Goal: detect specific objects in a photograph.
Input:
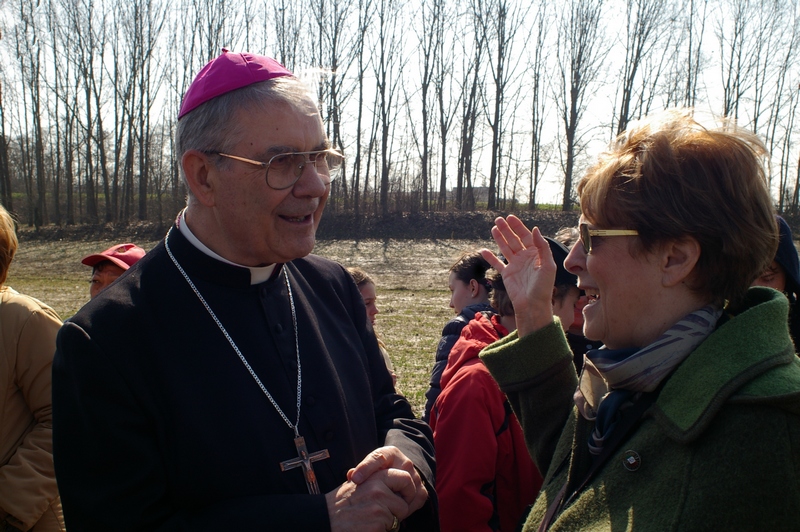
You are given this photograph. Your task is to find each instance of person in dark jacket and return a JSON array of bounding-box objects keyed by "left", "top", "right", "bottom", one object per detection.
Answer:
[
  {"left": 752, "top": 215, "right": 800, "bottom": 347},
  {"left": 52, "top": 50, "right": 435, "bottom": 532},
  {"left": 422, "top": 251, "right": 492, "bottom": 422}
]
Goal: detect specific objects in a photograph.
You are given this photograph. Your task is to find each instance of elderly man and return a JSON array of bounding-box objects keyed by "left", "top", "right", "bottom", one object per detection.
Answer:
[
  {"left": 81, "top": 242, "right": 146, "bottom": 299},
  {"left": 52, "top": 50, "right": 436, "bottom": 531}
]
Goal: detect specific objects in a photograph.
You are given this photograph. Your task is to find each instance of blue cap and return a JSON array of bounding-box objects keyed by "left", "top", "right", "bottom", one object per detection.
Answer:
[
  {"left": 545, "top": 236, "right": 578, "bottom": 287},
  {"left": 775, "top": 216, "right": 800, "bottom": 297}
]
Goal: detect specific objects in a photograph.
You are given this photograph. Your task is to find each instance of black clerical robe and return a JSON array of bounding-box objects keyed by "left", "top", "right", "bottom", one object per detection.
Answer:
[{"left": 52, "top": 226, "right": 436, "bottom": 530}]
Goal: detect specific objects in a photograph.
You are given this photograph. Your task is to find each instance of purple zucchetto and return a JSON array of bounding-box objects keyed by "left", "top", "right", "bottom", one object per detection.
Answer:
[{"left": 178, "top": 49, "right": 293, "bottom": 119}]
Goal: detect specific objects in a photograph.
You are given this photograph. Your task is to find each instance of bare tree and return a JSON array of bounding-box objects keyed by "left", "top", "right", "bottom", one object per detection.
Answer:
[
  {"left": 455, "top": 7, "right": 486, "bottom": 211},
  {"left": 717, "top": 0, "right": 757, "bottom": 119},
  {"left": 50, "top": 6, "right": 82, "bottom": 224},
  {"left": 555, "top": 0, "right": 607, "bottom": 211},
  {"left": 82, "top": 2, "right": 114, "bottom": 222},
  {"left": 765, "top": 7, "right": 799, "bottom": 196},
  {"left": 373, "top": 0, "right": 404, "bottom": 216},
  {"left": 683, "top": 0, "right": 708, "bottom": 108},
  {"left": 45, "top": 0, "right": 63, "bottom": 225},
  {"left": 0, "top": 79, "right": 12, "bottom": 210},
  {"left": 662, "top": 0, "right": 708, "bottom": 109},
  {"left": 632, "top": 5, "right": 679, "bottom": 119},
  {"left": 746, "top": 0, "right": 786, "bottom": 133},
  {"left": 273, "top": 0, "right": 304, "bottom": 71},
  {"left": 433, "top": 0, "right": 459, "bottom": 211},
  {"left": 60, "top": 0, "right": 106, "bottom": 223},
  {"left": 350, "top": 0, "right": 374, "bottom": 218},
  {"left": 472, "top": 0, "right": 530, "bottom": 210},
  {"left": 81, "top": 0, "right": 166, "bottom": 223},
  {"left": 14, "top": 0, "right": 49, "bottom": 226},
  {"left": 413, "top": 0, "right": 441, "bottom": 212},
  {"left": 784, "top": 84, "right": 800, "bottom": 211},
  {"left": 527, "top": 1, "right": 550, "bottom": 210},
  {"left": 127, "top": 0, "right": 168, "bottom": 220},
  {"left": 614, "top": 0, "right": 668, "bottom": 136},
  {"left": 310, "top": 0, "right": 357, "bottom": 213}
]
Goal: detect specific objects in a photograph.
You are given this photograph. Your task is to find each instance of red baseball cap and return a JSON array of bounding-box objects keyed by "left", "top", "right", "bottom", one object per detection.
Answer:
[
  {"left": 81, "top": 243, "right": 146, "bottom": 271},
  {"left": 178, "top": 49, "right": 293, "bottom": 119}
]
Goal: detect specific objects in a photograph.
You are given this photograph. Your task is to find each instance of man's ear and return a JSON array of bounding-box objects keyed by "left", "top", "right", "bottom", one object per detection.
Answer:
[
  {"left": 661, "top": 236, "right": 702, "bottom": 288},
  {"left": 182, "top": 150, "right": 216, "bottom": 207}
]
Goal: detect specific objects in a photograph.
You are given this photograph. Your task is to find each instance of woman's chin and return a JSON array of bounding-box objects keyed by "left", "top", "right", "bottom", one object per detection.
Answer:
[{"left": 581, "top": 317, "right": 607, "bottom": 345}]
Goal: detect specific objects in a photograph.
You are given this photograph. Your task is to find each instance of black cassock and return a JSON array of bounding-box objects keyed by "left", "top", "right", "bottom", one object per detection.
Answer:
[{"left": 53, "top": 225, "right": 437, "bottom": 530}]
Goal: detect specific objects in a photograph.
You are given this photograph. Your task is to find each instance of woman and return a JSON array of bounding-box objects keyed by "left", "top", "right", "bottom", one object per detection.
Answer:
[
  {"left": 0, "top": 205, "right": 65, "bottom": 530},
  {"left": 431, "top": 238, "right": 579, "bottom": 532},
  {"left": 479, "top": 111, "right": 800, "bottom": 530},
  {"left": 347, "top": 266, "right": 397, "bottom": 386},
  {"left": 422, "top": 250, "right": 493, "bottom": 422}
]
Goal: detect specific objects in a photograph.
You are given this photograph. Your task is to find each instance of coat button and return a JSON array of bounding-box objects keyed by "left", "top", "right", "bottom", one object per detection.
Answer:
[
  {"left": 274, "top": 323, "right": 283, "bottom": 334},
  {"left": 622, "top": 450, "right": 641, "bottom": 471},
  {"left": 325, "top": 431, "right": 335, "bottom": 441}
]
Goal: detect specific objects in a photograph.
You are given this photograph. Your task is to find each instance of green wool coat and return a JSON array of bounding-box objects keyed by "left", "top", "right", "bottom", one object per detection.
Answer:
[{"left": 481, "top": 287, "right": 800, "bottom": 531}]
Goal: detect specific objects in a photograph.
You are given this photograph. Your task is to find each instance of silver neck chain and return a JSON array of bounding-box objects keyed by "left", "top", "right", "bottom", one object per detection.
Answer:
[{"left": 165, "top": 229, "right": 302, "bottom": 437}]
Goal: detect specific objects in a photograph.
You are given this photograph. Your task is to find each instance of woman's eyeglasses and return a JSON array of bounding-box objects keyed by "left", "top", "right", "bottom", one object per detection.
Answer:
[{"left": 579, "top": 223, "right": 638, "bottom": 254}]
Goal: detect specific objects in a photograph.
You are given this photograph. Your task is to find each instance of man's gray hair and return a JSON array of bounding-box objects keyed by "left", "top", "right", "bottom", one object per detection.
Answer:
[{"left": 175, "top": 76, "right": 319, "bottom": 198}]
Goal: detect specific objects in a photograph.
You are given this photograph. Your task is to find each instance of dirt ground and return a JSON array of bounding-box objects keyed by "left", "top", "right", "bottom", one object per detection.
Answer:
[{"left": 315, "top": 238, "right": 496, "bottom": 289}]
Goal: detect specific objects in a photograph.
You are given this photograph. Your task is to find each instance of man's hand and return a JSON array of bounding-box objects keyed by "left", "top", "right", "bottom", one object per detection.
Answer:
[
  {"left": 326, "top": 446, "right": 428, "bottom": 531},
  {"left": 326, "top": 471, "right": 412, "bottom": 532},
  {"left": 348, "top": 446, "right": 428, "bottom": 513}
]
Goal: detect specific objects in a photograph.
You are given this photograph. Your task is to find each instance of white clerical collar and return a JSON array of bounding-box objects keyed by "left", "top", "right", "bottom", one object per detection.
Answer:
[{"left": 177, "top": 209, "right": 276, "bottom": 285}]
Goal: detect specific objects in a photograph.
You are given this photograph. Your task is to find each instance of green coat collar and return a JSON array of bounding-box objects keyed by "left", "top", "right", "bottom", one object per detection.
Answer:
[{"left": 652, "top": 287, "right": 800, "bottom": 443}]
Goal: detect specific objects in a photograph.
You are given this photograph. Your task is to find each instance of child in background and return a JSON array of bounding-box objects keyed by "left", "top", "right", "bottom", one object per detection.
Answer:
[{"left": 348, "top": 267, "right": 397, "bottom": 387}]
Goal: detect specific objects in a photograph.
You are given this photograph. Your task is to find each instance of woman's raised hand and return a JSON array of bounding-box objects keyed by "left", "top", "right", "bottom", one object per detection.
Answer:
[{"left": 480, "top": 215, "right": 557, "bottom": 337}]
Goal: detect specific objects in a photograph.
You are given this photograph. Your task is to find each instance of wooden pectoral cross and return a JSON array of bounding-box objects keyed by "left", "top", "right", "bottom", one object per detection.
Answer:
[{"left": 280, "top": 435, "right": 331, "bottom": 494}]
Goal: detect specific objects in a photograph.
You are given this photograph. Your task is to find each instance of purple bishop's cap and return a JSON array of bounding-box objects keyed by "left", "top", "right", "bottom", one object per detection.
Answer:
[{"left": 178, "top": 48, "right": 293, "bottom": 119}]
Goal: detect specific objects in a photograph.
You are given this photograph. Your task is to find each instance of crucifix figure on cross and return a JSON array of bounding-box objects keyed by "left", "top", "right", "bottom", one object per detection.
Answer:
[{"left": 280, "top": 435, "right": 331, "bottom": 494}]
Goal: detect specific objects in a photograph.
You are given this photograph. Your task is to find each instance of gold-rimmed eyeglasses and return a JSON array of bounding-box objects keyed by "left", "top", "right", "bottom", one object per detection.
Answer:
[
  {"left": 214, "top": 149, "right": 345, "bottom": 190},
  {"left": 579, "top": 223, "right": 639, "bottom": 254}
]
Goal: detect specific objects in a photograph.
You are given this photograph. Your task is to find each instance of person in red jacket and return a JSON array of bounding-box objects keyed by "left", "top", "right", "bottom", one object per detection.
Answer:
[{"left": 430, "top": 238, "right": 580, "bottom": 531}]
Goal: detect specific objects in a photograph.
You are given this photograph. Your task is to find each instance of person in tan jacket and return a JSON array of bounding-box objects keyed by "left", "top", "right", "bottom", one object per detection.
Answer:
[{"left": 0, "top": 205, "right": 64, "bottom": 531}]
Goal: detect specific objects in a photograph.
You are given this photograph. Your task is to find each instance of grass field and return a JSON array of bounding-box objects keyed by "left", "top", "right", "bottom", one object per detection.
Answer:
[{"left": 7, "top": 236, "right": 495, "bottom": 416}]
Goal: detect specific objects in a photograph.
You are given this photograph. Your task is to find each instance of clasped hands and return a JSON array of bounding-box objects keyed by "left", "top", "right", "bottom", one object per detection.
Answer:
[{"left": 326, "top": 446, "right": 427, "bottom": 532}]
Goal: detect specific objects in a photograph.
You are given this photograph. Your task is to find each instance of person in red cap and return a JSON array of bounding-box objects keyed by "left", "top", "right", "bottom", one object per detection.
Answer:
[
  {"left": 81, "top": 243, "right": 146, "bottom": 299},
  {"left": 53, "top": 50, "right": 435, "bottom": 532}
]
